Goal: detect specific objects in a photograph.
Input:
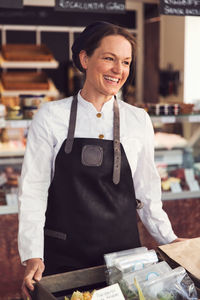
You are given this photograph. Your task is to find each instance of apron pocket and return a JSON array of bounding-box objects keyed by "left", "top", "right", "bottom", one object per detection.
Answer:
[
  {"left": 44, "top": 228, "right": 67, "bottom": 240},
  {"left": 81, "top": 145, "right": 103, "bottom": 166}
]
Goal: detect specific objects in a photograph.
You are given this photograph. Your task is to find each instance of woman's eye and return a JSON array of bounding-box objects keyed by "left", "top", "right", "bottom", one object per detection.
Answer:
[
  {"left": 104, "top": 57, "right": 113, "bottom": 61},
  {"left": 123, "top": 61, "right": 130, "bottom": 66}
]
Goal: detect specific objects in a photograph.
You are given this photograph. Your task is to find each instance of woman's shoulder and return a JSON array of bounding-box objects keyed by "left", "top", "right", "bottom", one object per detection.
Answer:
[
  {"left": 36, "top": 96, "right": 73, "bottom": 120},
  {"left": 118, "top": 99, "right": 147, "bottom": 121},
  {"left": 42, "top": 96, "right": 73, "bottom": 112}
]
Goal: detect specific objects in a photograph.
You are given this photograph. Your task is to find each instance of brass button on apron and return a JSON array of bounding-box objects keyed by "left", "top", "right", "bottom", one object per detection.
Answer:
[
  {"left": 96, "top": 113, "right": 102, "bottom": 118},
  {"left": 99, "top": 134, "right": 104, "bottom": 139}
]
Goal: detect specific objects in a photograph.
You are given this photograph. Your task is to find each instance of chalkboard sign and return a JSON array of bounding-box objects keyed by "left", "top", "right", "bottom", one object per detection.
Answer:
[
  {"left": 0, "top": 0, "right": 23, "bottom": 8},
  {"left": 160, "top": 0, "right": 200, "bottom": 16},
  {"left": 55, "top": 0, "right": 125, "bottom": 14}
]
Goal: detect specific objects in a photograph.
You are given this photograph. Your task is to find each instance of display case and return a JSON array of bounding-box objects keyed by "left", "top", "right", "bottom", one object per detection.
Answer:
[{"left": 152, "top": 114, "right": 200, "bottom": 201}]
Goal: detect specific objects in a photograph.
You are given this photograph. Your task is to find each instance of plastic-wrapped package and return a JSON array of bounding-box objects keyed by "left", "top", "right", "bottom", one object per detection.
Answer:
[
  {"left": 104, "top": 247, "right": 148, "bottom": 285},
  {"left": 122, "top": 261, "right": 172, "bottom": 286},
  {"left": 104, "top": 247, "right": 148, "bottom": 268},
  {"left": 142, "top": 266, "right": 198, "bottom": 300},
  {"left": 119, "top": 261, "right": 172, "bottom": 300},
  {"left": 114, "top": 249, "right": 158, "bottom": 273}
]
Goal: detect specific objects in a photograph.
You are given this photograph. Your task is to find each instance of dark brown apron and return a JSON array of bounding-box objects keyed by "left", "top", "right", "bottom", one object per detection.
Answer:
[{"left": 44, "top": 95, "right": 141, "bottom": 275}]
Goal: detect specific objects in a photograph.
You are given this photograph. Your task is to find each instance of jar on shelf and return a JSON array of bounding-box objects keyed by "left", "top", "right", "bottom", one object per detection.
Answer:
[{"left": 7, "top": 106, "right": 23, "bottom": 120}]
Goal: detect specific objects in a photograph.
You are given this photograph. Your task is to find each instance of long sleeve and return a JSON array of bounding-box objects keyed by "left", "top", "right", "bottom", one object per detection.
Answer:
[
  {"left": 134, "top": 112, "right": 177, "bottom": 245},
  {"left": 18, "top": 103, "right": 54, "bottom": 263}
]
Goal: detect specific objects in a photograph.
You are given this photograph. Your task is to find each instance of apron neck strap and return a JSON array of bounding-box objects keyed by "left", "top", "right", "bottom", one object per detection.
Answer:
[
  {"left": 64, "top": 94, "right": 78, "bottom": 154},
  {"left": 113, "top": 95, "right": 121, "bottom": 185},
  {"left": 65, "top": 94, "right": 121, "bottom": 184}
]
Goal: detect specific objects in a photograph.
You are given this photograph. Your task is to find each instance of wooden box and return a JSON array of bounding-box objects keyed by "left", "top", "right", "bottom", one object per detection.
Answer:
[
  {"left": 31, "top": 265, "right": 106, "bottom": 300},
  {"left": 2, "top": 44, "right": 54, "bottom": 61},
  {"left": 1, "top": 71, "right": 49, "bottom": 90}
]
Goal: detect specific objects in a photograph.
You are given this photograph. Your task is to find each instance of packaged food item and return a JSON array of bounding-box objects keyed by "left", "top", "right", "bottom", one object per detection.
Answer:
[
  {"left": 104, "top": 247, "right": 148, "bottom": 269},
  {"left": 104, "top": 247, "right": 148, "bottom": 284},
  {"left": 114, "top": 249, "right": 158, "bottom": 273},
  {"left": 142, "top": 266, "right": 198, "bottom": 300},
  {"left": 119, "top": 261, "right": 172, "bottom": 300},
  {"left": 23, "top": 106, "right": 38, "bottom": 119},
  {"left": 7, "top": 106, "right": 23, "bottom": 120},
  {"left": 20, "top": 94, "right": 46, "bottom": 108},
  {"left": 123, "top": 261, "right": 172, "bottom": 285}
]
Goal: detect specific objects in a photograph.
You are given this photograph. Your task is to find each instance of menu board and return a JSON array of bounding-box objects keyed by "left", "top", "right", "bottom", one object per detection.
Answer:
[
  {"left": 55, "top": 0, "right": 125, "bottom": 13},
  {"left": 160, "top": 0, "right": 200, "bottom": 16}
]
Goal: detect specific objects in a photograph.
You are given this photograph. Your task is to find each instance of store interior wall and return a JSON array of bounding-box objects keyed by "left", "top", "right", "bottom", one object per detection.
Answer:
[
  {"left": 159, "top": 15, "right": 185, "bottom": 104},
  {"left": 184, "top": 16, "right": 200, "bottom": 103}
]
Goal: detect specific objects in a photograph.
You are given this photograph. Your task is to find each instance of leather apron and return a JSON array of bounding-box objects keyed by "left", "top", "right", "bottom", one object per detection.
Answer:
[{"left": 44, "top": 95, "right": 141, "bottom": 275}]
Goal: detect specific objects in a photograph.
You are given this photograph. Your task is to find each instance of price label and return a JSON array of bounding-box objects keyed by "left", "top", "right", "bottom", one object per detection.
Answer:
[
  {"left": 188, "top": 180, "right": 200, "bottom": 192},
  {"left": 6, "top": 194, "right": 18, "bottom": 206},
  {"left": 184, "top": 168, "right": 195, "bottom": 183},
  {"left": 170, "top": 182, "right": 182, "bottom": 193},
  {"left": 161, "top": 116, "right": 176, "bottom": 123},
  {"left": 92, "top": 284, "right": 125, "bottom": 300},
  {"left": 0, "top": 173, "right": 7, "bottom": 186}
]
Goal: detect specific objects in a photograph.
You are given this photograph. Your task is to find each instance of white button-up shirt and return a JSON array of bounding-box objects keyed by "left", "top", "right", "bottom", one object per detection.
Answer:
[{"left": 18, "top": 92, "right": 177, "bottom": 264}]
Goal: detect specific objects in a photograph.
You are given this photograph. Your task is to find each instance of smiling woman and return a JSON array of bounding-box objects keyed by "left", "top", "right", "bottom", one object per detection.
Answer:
[
  {"left": 18, "top": 21, "right": 181, "bottom": 300},
  {"left": 79, "top": 35, "right": 132, "bottom": 110}
]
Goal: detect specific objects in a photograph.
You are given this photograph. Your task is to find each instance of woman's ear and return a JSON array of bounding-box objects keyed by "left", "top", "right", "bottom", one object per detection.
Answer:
[{"left": 79, "top": 50, "right": 88, "bottom": 70}]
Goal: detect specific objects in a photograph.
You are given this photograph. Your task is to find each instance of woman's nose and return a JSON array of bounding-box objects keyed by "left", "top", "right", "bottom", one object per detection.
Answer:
[{"left": 112, "top": 61, "right": 122, "bottom": 74}]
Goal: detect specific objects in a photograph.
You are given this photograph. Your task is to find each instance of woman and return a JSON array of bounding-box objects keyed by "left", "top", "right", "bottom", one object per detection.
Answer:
[{"left": 18, "top": 22, "right": 182, "bottom": 298}]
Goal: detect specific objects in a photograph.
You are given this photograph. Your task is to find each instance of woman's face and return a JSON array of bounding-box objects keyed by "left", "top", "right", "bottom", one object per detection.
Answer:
[{"left": 80, "top": 35, "right": 132, "bottom": 99}]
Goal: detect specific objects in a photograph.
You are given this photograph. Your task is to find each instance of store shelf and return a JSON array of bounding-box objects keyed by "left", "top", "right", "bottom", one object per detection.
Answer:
[
  {"left": 0, "top": 79, "right": 60, "bottom": 97},
  {"left": 0, "top": 54, "right": 59, "bottom": 69},
  {"left": 162, "top": 190, "right": 200, "bottom": 201},
  {"left": 0, "top": 157, "right": 23, "bottom": 164},
  {"left": 0, "top": 148, "right": 25, "bottom": 157},
  {"left": 151, "top": 114, "right": 200, "bottom": 124},
  {"left": 5, "top": 119, "right": 32, "bottom": 128}
]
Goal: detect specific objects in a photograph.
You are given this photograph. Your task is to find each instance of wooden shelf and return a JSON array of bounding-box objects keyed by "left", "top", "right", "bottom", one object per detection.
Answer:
[
  {"left": 0, "top": 54, "right": 59, "bottom": 69},
  {"left": 0, "top": 79, "right": 60, "bottom": 97}
]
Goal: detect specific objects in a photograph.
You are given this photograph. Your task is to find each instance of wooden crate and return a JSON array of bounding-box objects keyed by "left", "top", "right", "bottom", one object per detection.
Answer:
[
  {"left": 31, "top": 265, "right": 107, "bottom": 300},
  {"left": 2, "top": 44, "right": 54, "bottom": 61},
  {"left": 1, "top": 71, "right": 49, "bottom": 90}
]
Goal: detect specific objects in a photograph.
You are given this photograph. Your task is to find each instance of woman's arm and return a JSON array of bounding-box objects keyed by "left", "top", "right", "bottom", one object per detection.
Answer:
[
  {"left": 133, "top": 111, "right": 178, "bottom": 244},
  {"left": 18, "top": 103, "right": 54, "bottom": 297}
]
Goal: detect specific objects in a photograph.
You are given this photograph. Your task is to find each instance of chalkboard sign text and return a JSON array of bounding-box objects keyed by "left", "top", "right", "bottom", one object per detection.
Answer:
[
  {"left": 55, "top": 0, "right": 125, "bottom": 13},
  {"left": 160, "top": 0, "right": 200, "bottom": 16}
]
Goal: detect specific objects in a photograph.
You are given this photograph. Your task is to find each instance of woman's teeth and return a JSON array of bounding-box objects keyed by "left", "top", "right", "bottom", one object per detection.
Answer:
[{"left": 104, "top": 76, "right": 119, "bottom": 83}]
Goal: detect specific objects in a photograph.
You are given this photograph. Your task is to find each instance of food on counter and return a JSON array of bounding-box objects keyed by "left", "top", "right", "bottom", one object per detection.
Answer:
[
  {"left": 154, "top": 132, "right": 187, "bottom": 150},
  {"left": 161, "top": 177, "right": 181, "bottom": 191},
  {"left": 65, "top": 290, "right": 96, "bottom": 300}
]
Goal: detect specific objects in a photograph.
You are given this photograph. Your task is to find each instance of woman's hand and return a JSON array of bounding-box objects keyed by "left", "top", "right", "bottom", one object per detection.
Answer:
[{"left": 22, "top": 258, "right": 45, "bottom": 300}]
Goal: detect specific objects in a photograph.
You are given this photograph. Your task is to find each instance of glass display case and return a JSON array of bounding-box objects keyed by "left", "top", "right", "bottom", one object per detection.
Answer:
[{"left": 152, "top": 114, "right": 200, "bottom": 201}]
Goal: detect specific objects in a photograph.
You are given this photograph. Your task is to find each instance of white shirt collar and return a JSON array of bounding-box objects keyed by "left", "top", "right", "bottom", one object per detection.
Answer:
[{"left": 77, "top": 91, "right": 115, "bottom": 114}]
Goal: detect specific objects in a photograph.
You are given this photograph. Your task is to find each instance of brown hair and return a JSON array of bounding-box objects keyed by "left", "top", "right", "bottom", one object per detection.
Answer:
[{"left": 72, "top": 22, "right": 136, "bottom": 73}]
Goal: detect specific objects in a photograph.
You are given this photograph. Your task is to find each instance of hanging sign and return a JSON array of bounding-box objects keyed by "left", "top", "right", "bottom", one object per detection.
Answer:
[
  {"left": 55, "top": 0, "right": 125, "bottom": 13},
  {"left": 160, "top": 0, "right": 200, "bottom": 16}
]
